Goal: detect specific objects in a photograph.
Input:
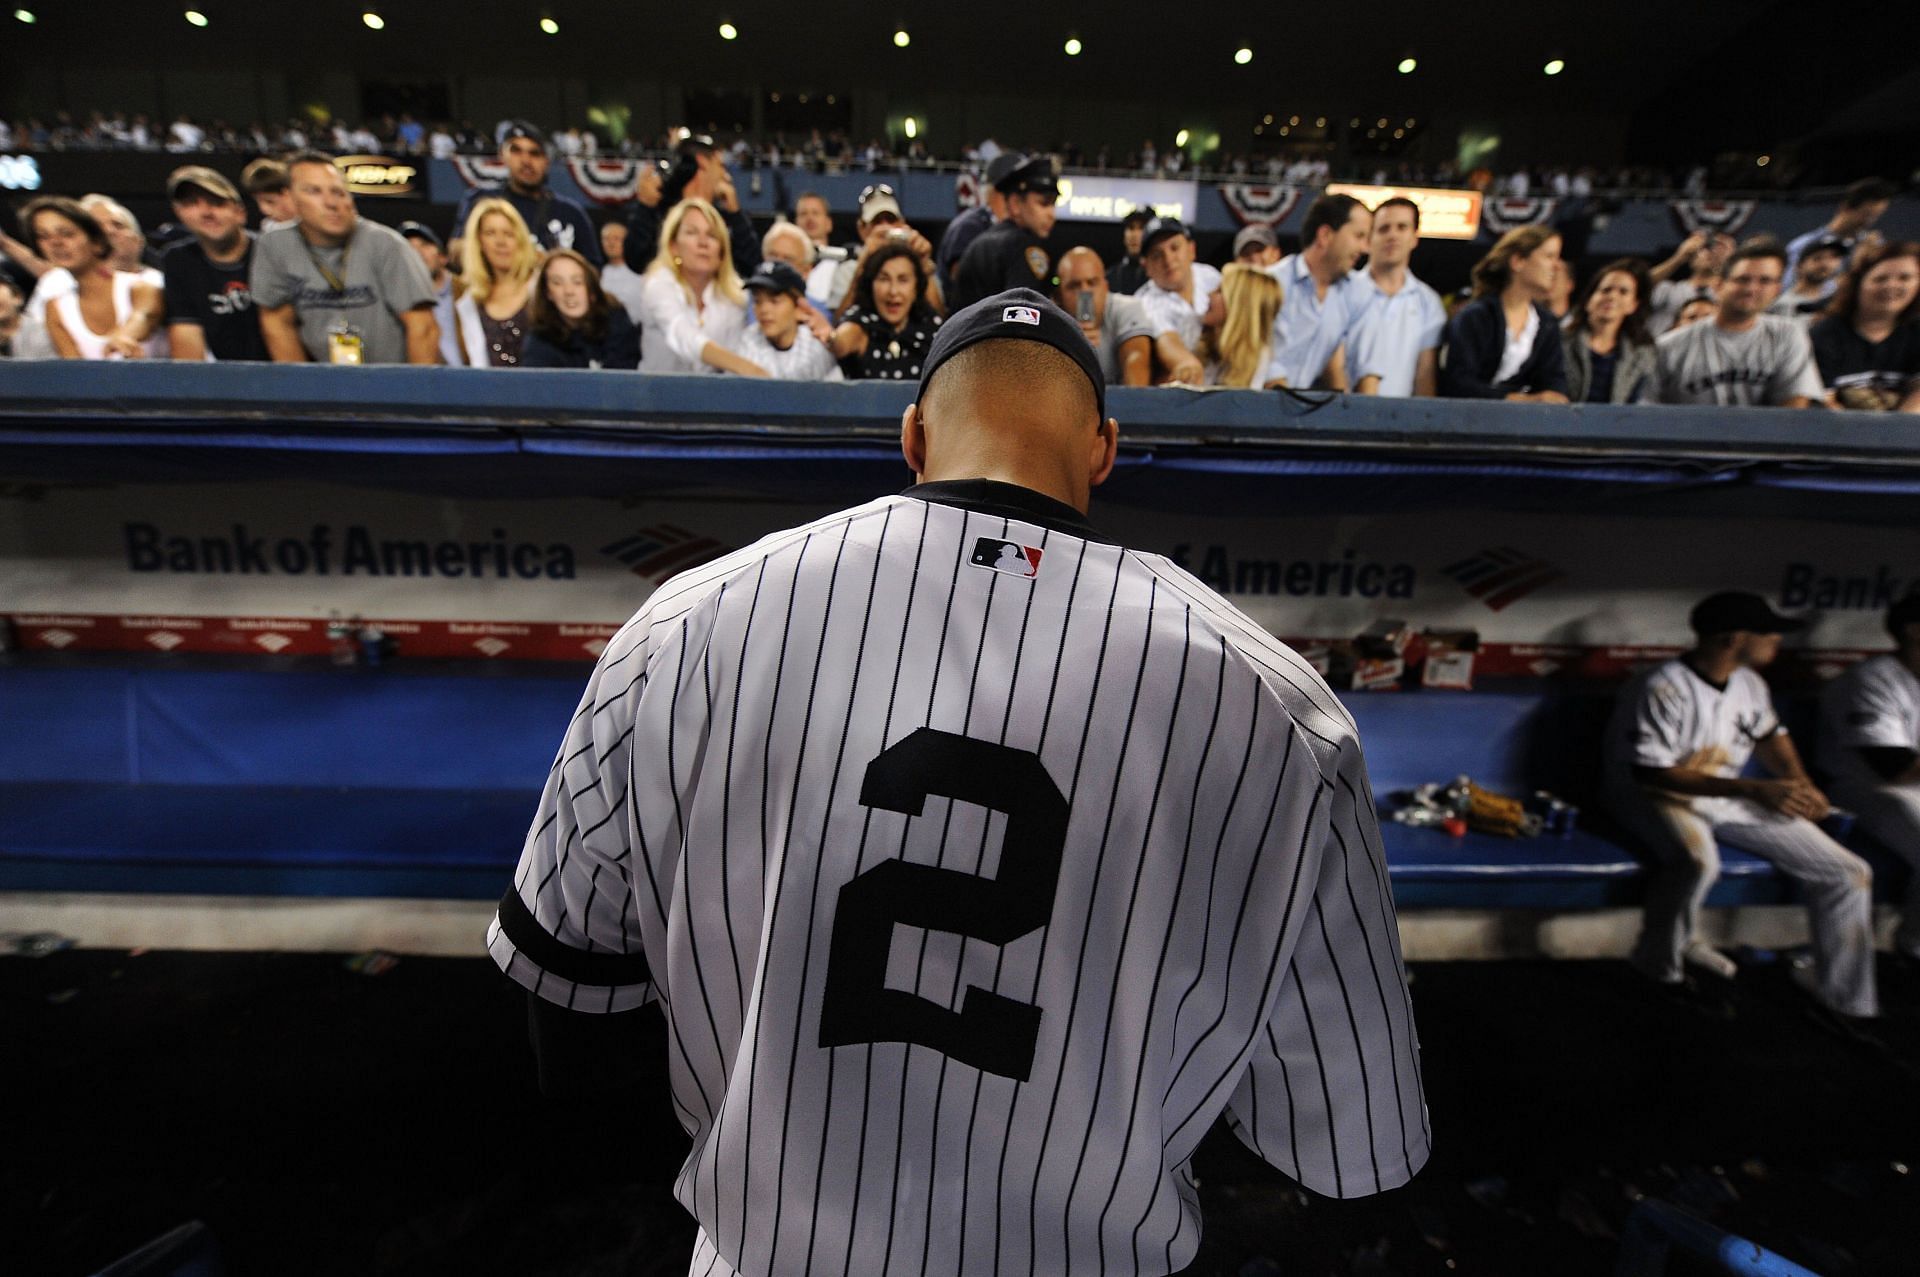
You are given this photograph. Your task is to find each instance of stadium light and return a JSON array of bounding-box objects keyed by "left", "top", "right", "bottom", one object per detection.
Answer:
[
  {"left": 1063, "top": 36, "right": 1081, "bottom": 56},
  {"left": 184, "top": 9, "right": 209, "bottom": 26},
  {"left": 1543, "top": 58, "right": 1565, "bottom": 75},
  {"left": 361, "top": 11, "right": 384, "bottom": 29},
  {"left": 1233, "top": 47, "right": 1252, "bottom": 65},
  {"left": 539, "top": 15, "right": 558, "bottom": 34},
  {"left": 1397, "top": 57, "right": 1416, "bottom": 74},
  {"left": 893, "top": 29, "right": 909, "bottom": 47},
  {"left": 904, "top": 117, "right": 918, "bottom": 139},
  {"left": 718, "top": 21, "right": 737, "bottom": 39},
  {"left": 1175, "top": 129, "right": 1190, "bottom": 147},
  {"left": 14, "top": 7, "right": 36, "bottom": 20}
]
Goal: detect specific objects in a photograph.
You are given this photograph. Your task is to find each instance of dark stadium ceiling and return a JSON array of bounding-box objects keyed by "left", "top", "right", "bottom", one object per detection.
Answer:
[{"left": 17, "top": 0, "right": 1782, "bottom": 119}]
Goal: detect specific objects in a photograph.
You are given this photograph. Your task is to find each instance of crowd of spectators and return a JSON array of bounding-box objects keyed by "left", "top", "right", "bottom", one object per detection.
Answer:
[
  {"left": 0, "top": 108, "right": 1835, "bottom": 195},
  {"left": 0, "top": 121, "right": 1913, "bottom": 411}
]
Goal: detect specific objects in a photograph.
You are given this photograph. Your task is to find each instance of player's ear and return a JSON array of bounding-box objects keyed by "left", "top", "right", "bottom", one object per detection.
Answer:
[
  {"left": 1088, "top": 416, "right": 1119, "bottom": 488},
  {"left": 901, "top": 402, "right": 927, "bottom": 478}
]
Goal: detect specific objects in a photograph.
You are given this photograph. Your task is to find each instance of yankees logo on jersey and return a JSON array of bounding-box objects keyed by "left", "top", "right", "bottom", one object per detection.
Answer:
[{"left": 490, "top": 478, "right": 1428, "bottom": 1277}]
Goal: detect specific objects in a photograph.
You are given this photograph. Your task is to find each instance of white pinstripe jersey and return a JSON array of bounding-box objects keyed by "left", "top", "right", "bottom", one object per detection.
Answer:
[{"left": 489, "top": 479, "right": 1429, "bottom": 1277}]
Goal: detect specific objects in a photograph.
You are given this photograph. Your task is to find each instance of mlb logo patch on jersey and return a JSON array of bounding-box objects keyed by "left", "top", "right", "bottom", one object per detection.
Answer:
[
  {"left": 970, "top": 536, "right": 1043, "bottom": 578},
  {"left": 1002, "top": 304, "right": 1042, "bottom": 326}
]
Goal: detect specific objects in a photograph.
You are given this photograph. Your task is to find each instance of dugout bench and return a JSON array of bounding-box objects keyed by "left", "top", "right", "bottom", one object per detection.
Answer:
[{"left": 0, "top": 657, "right": 1906, "bottom": 911}]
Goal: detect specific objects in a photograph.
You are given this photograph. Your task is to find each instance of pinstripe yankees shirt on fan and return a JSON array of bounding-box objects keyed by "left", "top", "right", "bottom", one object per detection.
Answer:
[{"left": 489, "top": 479, "right": 1428, "bottom": 1277}]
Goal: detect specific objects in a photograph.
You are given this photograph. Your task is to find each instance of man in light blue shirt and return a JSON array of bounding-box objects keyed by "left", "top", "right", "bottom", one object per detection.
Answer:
[
  {"left": 1347, "top": 197, "right": 1446, "bottom": 397},
  {"left": 1263, "top": 193, "right": 1372, "bottom": 389}
]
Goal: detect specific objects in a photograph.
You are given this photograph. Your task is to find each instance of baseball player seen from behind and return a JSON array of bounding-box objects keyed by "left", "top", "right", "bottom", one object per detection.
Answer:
[
  {"left": 489, "top": 287, "right": 1429, "bottom": 1277},
  {"left": 1604, "top": 591, "right": 1878, "bottom": 1018}
]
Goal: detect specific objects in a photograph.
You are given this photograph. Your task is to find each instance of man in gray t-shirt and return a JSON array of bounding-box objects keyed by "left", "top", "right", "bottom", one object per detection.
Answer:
[
  {"left": 1655, "top": 243, "right": 1823, "bottom": 408},
  {"left": 1055, "top": 246, "right": 1153, "bottom": 385},
  {"left": 252, "top": 151, "right": 439, "bottom": 365}
]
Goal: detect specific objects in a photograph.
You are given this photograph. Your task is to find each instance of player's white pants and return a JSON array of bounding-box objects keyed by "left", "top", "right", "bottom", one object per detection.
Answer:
[
  {"left": 1829, "top": 780, "right": 1920, "bottom": 957},
  {"left": 1610, "top": 785, "right": 1879, "bottom": 1017},
  {"left": 688, "top": 1227, "right": 743, "bottom": 1277}
]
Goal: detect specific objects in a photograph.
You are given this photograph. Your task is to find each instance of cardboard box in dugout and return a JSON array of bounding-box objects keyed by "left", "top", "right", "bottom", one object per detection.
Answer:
[{"left": 1422, "top": 628, "right": 1481, "bottom": 690}]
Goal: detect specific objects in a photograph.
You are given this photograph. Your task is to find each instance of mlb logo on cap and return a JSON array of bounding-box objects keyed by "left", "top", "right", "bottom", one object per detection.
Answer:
[
  {"left": 970, "top": 536, "right": 1043, "bottom": 578},
  {"left": 1002, "top": 305, "right": 1042, "bottom": 326}
]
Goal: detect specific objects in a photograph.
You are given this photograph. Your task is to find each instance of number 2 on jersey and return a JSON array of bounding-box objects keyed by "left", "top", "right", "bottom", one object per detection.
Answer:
[{"left": 819, "top": 727, "right": 1069, "bottom": 1081}]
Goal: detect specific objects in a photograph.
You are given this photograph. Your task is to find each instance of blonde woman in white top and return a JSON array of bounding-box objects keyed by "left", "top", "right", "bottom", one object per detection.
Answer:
[
  {"left": 637, "top": 198, "right": 763, "bottom": 376},
  {"left": 25, "top": 196, "right": 167, "bottom": 360},
  {"left": 453, "top": 198, "right": 541, "bottom": 366}
]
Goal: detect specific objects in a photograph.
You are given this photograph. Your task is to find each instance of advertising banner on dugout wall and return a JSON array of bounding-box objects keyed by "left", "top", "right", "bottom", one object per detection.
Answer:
[{"left": 3, "top": 481, "right": 1917, "bottom": 677}]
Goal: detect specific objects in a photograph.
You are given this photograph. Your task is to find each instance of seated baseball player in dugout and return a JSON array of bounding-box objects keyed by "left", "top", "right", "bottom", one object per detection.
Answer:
[
  {"left": 1603, "top": 590, "right": 1877, "bottom": 1020},
  {"left": 489, "top": 288, "right": 1427, "bottom": 1276}
]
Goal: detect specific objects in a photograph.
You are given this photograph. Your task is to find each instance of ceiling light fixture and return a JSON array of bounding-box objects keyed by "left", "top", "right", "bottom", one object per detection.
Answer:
[
  {"left": 361, "top": 11, "right": 384, "bottom": 29},
  {"left": 1233, "top": 47, "right": 1253, "bottom": 65},
  {"left": 1397, "top": 57, "right": 1416, "bottom": 74},
  {"left": 185, "top": 9, "right": 209, "bottom": 26},
  {"left": 892, "top": 29, "right": 909, "bottom": 47},
  {"left": 1064, "top": 36, "right": 1081, "bottom": 56},
  {"left": 718, "top": 21, "right": 737, "bottom": 39}
]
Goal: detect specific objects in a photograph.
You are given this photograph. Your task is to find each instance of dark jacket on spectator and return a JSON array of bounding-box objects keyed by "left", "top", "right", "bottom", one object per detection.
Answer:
[
  {"left": 520, "top": 308, "right": 641, "bottom": 370},
  {"left": 1562, "top": 328, "right": 1656, "bottom": 404},
  {"left": 623, "top": 199, "right": 761, "bottom": 279},
  {"left": 1438, "top": 295, "right": 1570, "bottom": 399}
]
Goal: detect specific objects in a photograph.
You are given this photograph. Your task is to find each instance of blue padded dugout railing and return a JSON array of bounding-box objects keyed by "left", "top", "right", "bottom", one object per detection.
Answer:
[{"left": 1617, "top": 1199, "right": 1824, "bottom": 1277}]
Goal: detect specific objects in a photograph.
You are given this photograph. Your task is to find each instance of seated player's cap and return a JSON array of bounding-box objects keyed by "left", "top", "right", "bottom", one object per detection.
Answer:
[
  {"left": 742, "top": 259, "right": 808, "bottom": 296},
  {"left": 917, "top": 287, "right": 1104, "bottom": 424},
  {"left": 166, "top": 164, "right": 241, "bottom": 205},
  {"left": 1232, "top": 224, "right": 1278, "bottom": 258},
  {"left": 397, "top": 220, "right": 444, "bottom": 251},
  {"left": 1689, "top": 591, "right": 1805, "bottom": 637},
  {"left": 1887, "top": 593, "right": 1920, "bottom": 638},
  {"left": 995, "top": 154, "right": 1058, "bottom": 199},
  {"left": 1140, "top": 217, "right": 1189, "bottom": 254},
  {"left": 496, "top": 119, "right": 548, "bottom": 150}
]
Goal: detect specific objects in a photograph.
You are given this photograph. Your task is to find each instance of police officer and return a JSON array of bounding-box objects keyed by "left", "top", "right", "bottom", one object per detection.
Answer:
[
  {"left": 948, "top": 154, "right": 1059, "bottom": 313},
  {"left": 934, "top": 152, "right": 1022, "bottom": 302}
]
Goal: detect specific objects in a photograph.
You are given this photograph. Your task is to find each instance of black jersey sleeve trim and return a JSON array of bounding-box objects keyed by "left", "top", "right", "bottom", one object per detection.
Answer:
[{"left": 496, "top": 887, "right": 653, "bottom": 989}]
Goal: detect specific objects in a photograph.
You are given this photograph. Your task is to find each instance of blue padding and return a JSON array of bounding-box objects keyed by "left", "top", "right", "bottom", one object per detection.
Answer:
[
  {"left": 0, "top": 782, "right": 532, "bottom": 900},
  {"left": 5, "top": 662, "right": 585, "bottom": 790},
  {"left": 3, "top": 666, "right": 137, "bottom": 783}
]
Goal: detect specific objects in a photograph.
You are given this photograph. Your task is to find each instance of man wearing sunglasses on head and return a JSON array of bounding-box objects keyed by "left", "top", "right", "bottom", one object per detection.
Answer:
[
  {"left": 823, "top": 183, "right": 939, "bottom": 317},
  {"left": 948, "top": 154, "right": 1059, "bottom": 313}
]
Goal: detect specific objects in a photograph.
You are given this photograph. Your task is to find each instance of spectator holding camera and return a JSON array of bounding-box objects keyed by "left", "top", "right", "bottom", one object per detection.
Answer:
[
  {"left": 948, "top": 155, "right": 1058, "bottom": 313},
  {"left": 521, "top": 249, "right": 640, "bottom": 370},
  {"left": 1810, "top": 240, "right": 1920, "bottom": 412},
  {"left": 1563, "top": 258, "right": 1657, "bottom": 403},
  {"left": 637, "top": 197, "right": 759, "bottom": 376},
  {"left": 22, "top": 196, "right": 167, "bottom": 360},
  {"left": 451, "top": 120, "right": 601, "bottom": 267},
  {"left": 161, "top": 165, "right": 267, "bottom": 362},
  {"left": 1647, "top": 231, "right": 1732, "bottom": 334},
  {"left": 1773, "top": 235, "right": 1848, "bottom": 320},
  {"left": 624, "top": 135, "right": 758, "bottom": 279},
  {"left": 729, "top": 261, "right": 842, "bottom": 381},
  {"left": 252, "top": 150, "right": 439, "bottom": 364},
  {"left": 1438, "top": 225, "right": 1570, "bottom": 401},
  {"left": 827, "top": 240, "right": 943, "bottom": 380},
  {"left": 1055, "top": 246, "right": 1152, "bottom": 386},
  {"left": 452, "top": 198, "right": 541, "bottom": 367},
  {"left": 1785, "top": 178, "right": 1896, "bottom": 287},
  {"left": 1655, "top": 241, "right": 1822, "bottom": 408}
]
